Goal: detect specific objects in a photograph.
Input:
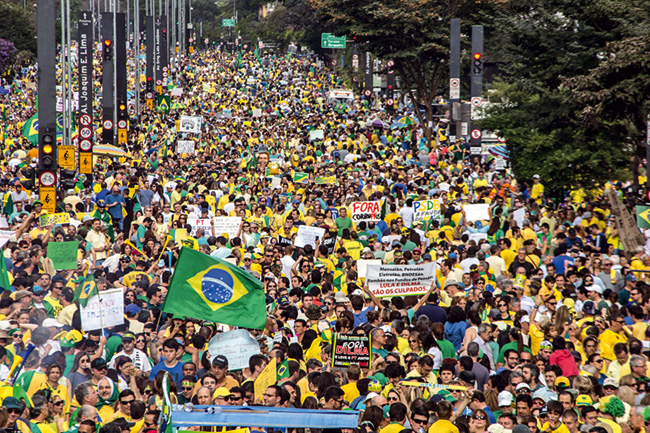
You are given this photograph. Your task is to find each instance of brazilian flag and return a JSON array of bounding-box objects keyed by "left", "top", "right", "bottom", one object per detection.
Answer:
[
  {"left": 637, "top": 205, "right": 650, "bottom": 229},
  {"left": 158, "top": 95, "right": 171, "bottom": 113},
  {"left": 74, "top": 275, "right": 98, "bottom": 307},
  {"left": 162, "top": 248, "right": 267, "bottom": 329},
  {"left": 21, "top": 114, "right": 39, "bottom": 145}
]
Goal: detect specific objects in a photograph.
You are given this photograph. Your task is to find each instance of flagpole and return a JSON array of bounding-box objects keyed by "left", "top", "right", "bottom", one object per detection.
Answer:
[{"left": 99, "top": 293, "right": 105, "bottom": 337}]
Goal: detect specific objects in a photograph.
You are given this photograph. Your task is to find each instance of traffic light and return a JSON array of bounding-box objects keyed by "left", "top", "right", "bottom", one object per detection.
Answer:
[
  {"left": 39, "top": 127, "right": 57, "bottom": 172},
  {"left": 146, "top": 76, "right": 153, "bottom": 92},
  {"left": 60, "top": 169, "right": 76, "bottom": 190},
  {"left": 118, "top": 98, "right": 128, "bottom": 121},
  {"left": 162, "top": 28, "right": 167, "bottom": 40},
  {"left": 22, "top": 167, "right": 35, "bottom": 190},
  {"left": 473, "top": 51, "right": 483, "bottom": 74},
  {"left": 103, "top": 38, "right": 112, "bottom": 62}
]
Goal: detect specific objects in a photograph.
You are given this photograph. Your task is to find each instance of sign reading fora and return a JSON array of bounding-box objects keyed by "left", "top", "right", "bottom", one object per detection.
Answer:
[{"left": 331, "top": 334, "right": 371, "bottom": 368}]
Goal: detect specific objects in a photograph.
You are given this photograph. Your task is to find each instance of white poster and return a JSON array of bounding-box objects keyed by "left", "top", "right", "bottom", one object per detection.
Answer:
[
  {"left": 469, "top": 233, "right": 488, "bottom": 243},
  {"left": 179, "top": 115, "right": 202, "bottom": 133},
  {"left": 464, "top": 204, "right": 490, "bottom": 222},
  {"left": 294, "top": 225, "right": 326, "bottom": 248},
  {"left": 187, "top": 218, "right": 212, "bottom": 237},
  {"left": 513, "top": 207, "right": 526, "bottom": 229},
  {"left": 252, "top": 108, "right": 262, "bottom": 118},
  {"left": 309, "top": 129, "right": 324, "bottom": 141},
  {"left": 212, "top": 217, "right": 242, "bottom": 240},
  {"left": 366, "top": 263, "right": 436, "bottom": 298},
  {"left": 413, "top": 200, "right": 442, "bottom": 222},
  {"left": 208, "top": 329, "right": 261, "bottom": 371},
  {"left": 176, "top": 140, "right": 196, "bottom": 155},
  {"left": 0, "top": 230, "right": 15, "bottom": 249},
  {"left": 350, "top": 201, "right": 381, "bottom": 223},
  {"left": 171, "top": 87, "right": 183, "bottom": 97},
  {"left": 80, "top": 289, "right": 125, "bottom": 331},
  {"left": 358, "top": 259, "right": 382, "bottom": 280}
]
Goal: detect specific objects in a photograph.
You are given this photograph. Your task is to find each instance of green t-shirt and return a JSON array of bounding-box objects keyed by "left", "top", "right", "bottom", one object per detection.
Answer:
[
  {"left": 437, "top": 339, "right": 457, "bottom": 360},
  {"left": 336, "top": 216, "right": 352, "bottom": 237},
  {"left": 497, "top": 341, "right": 532, "bottom": 364},
  {"left": 105, "top": 334, "right": 123, "bottom": 362}
]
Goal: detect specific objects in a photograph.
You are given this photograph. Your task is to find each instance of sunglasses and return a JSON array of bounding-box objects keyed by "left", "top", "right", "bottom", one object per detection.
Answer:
[
  {"left": 51, "top": 401, "right": 64, "bottom": 406},
  {"left": 181, "top": 386, "right": 194, "bottom": 391},
  {"left": 120, "top": 400, "right": 134, "bottom": 405},
  {"left": 472, "top": 415, "right": 486, "bottom": 421},
  {"left": 7, "top": 408, "right": 21, "bottom": 414},
  {"left": 412, "top": 419, "right": 428, "bottom": 425},
  {"left": 388, "top": 396, "right": 399, "bottom": 402}
]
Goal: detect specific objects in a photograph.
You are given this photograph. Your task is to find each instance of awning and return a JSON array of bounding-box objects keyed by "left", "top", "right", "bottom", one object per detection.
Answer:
[{"left": 171, "top": 406, "right": 360, "bottom": 429}]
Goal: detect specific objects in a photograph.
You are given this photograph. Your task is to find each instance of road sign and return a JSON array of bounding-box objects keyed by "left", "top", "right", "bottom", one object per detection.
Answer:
[
  {"left": 364, "top": 89, "right": 371, "bottom": 97},
  {"left": 222, "top": 18, "right": 235, "bottom": 27},
  {"left": 117, "top": 120, "right": 127, "bottom": 129},
  {"left": 162, "top": 66, "right": 168, "bottom": 72},
  {"left": 118, "top": 129, "right": 127, "bottom": 145},
  {"left": 80, "top": 140, "right": 92, "bottom": 151},
  {"left": 156, "top": 79, "right": 162, "bottom": 85},
  {"left": 386, "top": 60, "right": 394, "bottom": 68},
  {"left": 146, "top": 92, "right": 153, "bottom": 99},
  {"left": 79, "top": 114, "right": 92, "bottom": 126},
  {"left": 79, "top": 152, "right": 92, "bottom": 174},
  {"left": 39, "top": 171, "right": 56, "bottom": 187},
  {"left": 470, "top": 146, "right": 481, "bottom": 155},
  {"left": 450, "top": 78, "right": 460, "bottom": 100},
  {"left": 39, "top": 187, "right": 56, "bottom": 214},
  {"left": 321, "top": 33, "right": 346, "bottom": 49},
  {"left": 58, "top": 145, "right": 76, "bottom": 169},
  {"left": 471, "top": 129, "right": 482, "bottom": 139},
  {"left": 103, "top": 120, "right": 113, "bottom": 130},
  {"left": 386, "top": 99, "right": 394, "bottom": 106},
  {"left": 471, "top": 96, "right": 483, "bottom": 107},
  {"left": 352, "top": 54, "right": 358, "bottom": 60},
  {"left": 80, "top": 127, "right": 92, "bottom": 139},
  {"left": 331, "top": 59, "right": 337, "bottom": 66}
]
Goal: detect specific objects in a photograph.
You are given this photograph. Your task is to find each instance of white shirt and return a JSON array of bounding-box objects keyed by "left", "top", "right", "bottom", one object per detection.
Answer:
[
  {"left": 109, "top": 348, "right": 152, "bottom": 372},
  {"left": 399, "top": 206, "right": 414, "bottom": 228}
]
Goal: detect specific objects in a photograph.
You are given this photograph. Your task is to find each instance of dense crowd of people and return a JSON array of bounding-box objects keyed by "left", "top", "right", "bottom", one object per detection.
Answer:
[{"left": 0, "top": 44, "right": 648, "bottom": 433}]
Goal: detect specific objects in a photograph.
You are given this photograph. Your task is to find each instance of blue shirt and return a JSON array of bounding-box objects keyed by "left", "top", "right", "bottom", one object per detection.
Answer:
[
  {"left": 444, "top": 321, "right": 468, "bottom": 352},
  {"left": 105, "top": 193, "right": 126, "bottom": 219},
  {"left": 552, "top": 254, "right": 575, "bottom": 275},
  {"left": 149, "top": 360, "right": 185, "bottom": 384}
]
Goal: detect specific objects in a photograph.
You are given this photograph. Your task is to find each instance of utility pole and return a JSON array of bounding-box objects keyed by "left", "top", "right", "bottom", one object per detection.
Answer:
[
  {"left": 469, "top": 25, "right": 484, "bottom": 154},
  {"left": 449, "top": 18, "right": 461, "bottom": 143}
]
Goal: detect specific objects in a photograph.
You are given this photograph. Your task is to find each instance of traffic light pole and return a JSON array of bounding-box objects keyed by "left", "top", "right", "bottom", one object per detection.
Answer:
[
  {"left": 102, "top": 12, "right": 115, "bottom": 144},
  {"left": 470, "top": 25, "right": 484, "bottom": 152},
  {"left": 116, "top": 12, "right": 128, "bottom": 145},
  {"left": 37, "top": 0, "right": 58, "bottom": 213},
  {"left": 449, "top": 18, "right": 461, "bottom": 143}
]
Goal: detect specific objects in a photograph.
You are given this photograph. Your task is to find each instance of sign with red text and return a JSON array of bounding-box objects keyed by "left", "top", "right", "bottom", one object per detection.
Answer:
[
  {"left": 331, "top": 334, "right": 371, "bottom": 368},
  {"left": 350, "top": 201, "right": 381, "bottom": 222},
  {"left": 365, "top": 263, "right": 436, "bottom": 298}
]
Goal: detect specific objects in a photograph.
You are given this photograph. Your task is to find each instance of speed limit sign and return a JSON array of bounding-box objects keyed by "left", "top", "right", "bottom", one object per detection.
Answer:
[
  {"left": 364, "top": 89, "right": 371, "bottom": 97},
  {"left": 117, "top": 120, "right": 127, "bottom": 129},
  {"left": 146, "top": 92, "right": 153, "bottom": 99},
  {"left": 103, "top": 120, "right": 113, "bottom": 130},
  {"left": 80, "top": 127, "right": 92, "bottom": 139},
  {"left": 79, "top": 114, "right": 92, "bottom": 126},
  {"left": 471, "top": 129, "right": 482, "bottom": 139}
]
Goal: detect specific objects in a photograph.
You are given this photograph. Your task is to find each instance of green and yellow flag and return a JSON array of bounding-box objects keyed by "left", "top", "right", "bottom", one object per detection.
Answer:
[
  {"left": 637, "top": 205, "right": 650, "bottom": 229},
  {"left": 157, "top": 95, "right": 171, "bottom": 113},
  {"left": 74, "top": 274, "right": 98, "bottom": 307},
  {"left": 162, "top": 248, "right": 267, "bottom": 329},
  {"left": 21, "top": 114, "right": 39, "bottom": 145}
]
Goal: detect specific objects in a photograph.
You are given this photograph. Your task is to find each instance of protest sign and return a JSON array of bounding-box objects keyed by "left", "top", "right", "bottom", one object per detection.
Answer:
[
  {"left": 47, "top": 241, "right": 78, "bottom": 270},
  {"left": 351, "top": 201, "right": 381, "bottom": 222},
  {"left": 213, "top": 217, "right": 242, "bottom": 240},
  {"left": 513, "top": 208, "right": 526, "bottom": 229},
  {"left": 294, "top": 225, "right": 326, "bottom": 248},
  {"left": 252, "top": 108, "right": 262, "bottom": 118},
  {"left": 331, "top": 334, "right": 372, "bottom": 368},
  {"left": 413, "top": 200, "right": 442, "bottom": 222},
  {"left": 464, "top": 204, "right": 490, "bottom": 222},
  {"left": 293, "top": 172, "right": 309, "bottom": 184},
  {"left": 469, "top": 233, "right": 488, "bottom": 243},
  {"left": 175, "top": 228, "right": 188, "bottom": 243},
  {"left": 358, "top": 259, "right": 382, "bottom": 280},
  {"left": 0, "top": 217, "right": 8, "bottom": 229},
  {"left": 176, "top": 140, "right": 196, "bottom": 155},
  {"left": 179, "top": 115, "right": 202, "bottom": 133},
  {"left": 366, "top": 263, "right": 436, "bottom": 298},
  {"left": 315, "top": 176, "right": 337, "bottom": 185},
  {"left": 80, "top": 288, "right": 125, "bottom": 331},
  {"left": 0, "top": 231, "right": 14, "bottom": 249},
  {"left": 40, "top": 213, "right": 71, "bottom": 226},
  {"left": 254, "top": 358, "right": 277, "bottom": 402},
  {"left": 322, "top": 235, "right": 338, "bottom": 255},
  {"left": 207, "top": 329, "right": 261, "bottom": 371},
  {"left": 171, "top": 87, "right": 183, "bottom": 96},
  {"left": 309, "top": 129, "right": 324, "bottom": 141},
  {"left": 187, "top": 218, "right": 212, "bottom": 237}
]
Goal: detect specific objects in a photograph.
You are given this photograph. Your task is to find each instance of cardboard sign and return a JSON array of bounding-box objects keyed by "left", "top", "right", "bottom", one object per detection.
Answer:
[
  {"left": 513, "top": 208, "right": 526, "bottom": 229},
  {"left": 254, "top": 357, "right": 277, "bottom": 402},
  {"left": 187, "top": 218, "right": 212, "bottom": 237},
  {"left": 80, "top": 288, "right": 125, "bottom": 331},
  {"left": 309, "top": 129, "right": 324, "bottom": 141},
  {"left": 464, "top": 204, "right": 490, "bottom": 222},
  {"left": 358, "top": 259, "right": 382, "bottom": 280},
  {"left": 331, "top": 333, "right": 372, "bottom": 368},
  {"left": 294, "top": 225, "right": 326, "bottom": 248},
  {"left": 40, "top": 213, "right": 71, "bottom": 227},
  {"left": 179, "top": 115, "right": 202, "bottom": 134},
  {"left": 315, "top": 176, "right": 337, "bottom": 185},
  {"left": 351, "top": 201, "right": 381, "bottom": 222},
  {"left": 413, "top": 200, "right": 441, "bottom": 222},
  {"left": 207, "top": 329, "right": 261, "bottom": 371},
  {"left": 212, "top": 217, "right": 242, "bottom": 240},
  {"left": 176, "top": 140, "right": 196, "bottom": 155},
  {"left": 0, "top": 231, "right": 15, "bottom": 249},
  {"left": 366, "top": 263, "right": 436, "bottom": 298},
  {"left": 47, "top": 241, "right": 78, "bottom": 270}
]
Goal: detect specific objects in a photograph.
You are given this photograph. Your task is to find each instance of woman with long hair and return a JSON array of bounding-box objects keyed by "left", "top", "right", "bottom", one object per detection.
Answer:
[
  {"left": 445, "top": 306, "right": 468, "bottom": 353},
  {"left": 68, "top": 353, "right": 91, "bottom": 396},
  {"left": 41, "top": 363, "right": 70, "bottom": 415},
  {"left": 468, "top": 408, "right": 490, "bottom": 433}
]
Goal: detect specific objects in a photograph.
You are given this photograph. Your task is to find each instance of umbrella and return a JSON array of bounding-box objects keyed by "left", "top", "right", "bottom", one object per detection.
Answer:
[
  {"left": 395, "top": 115, "right": 418, "bottom": 126},
  {"left": 171, "top": 102, "right": 186, "bottom": 110},
  {"left": 371, "top": 119, "right": 385, "bottom": 129},
  {"left": 93, "top": 144, "right": 132, "bottom": 158}
]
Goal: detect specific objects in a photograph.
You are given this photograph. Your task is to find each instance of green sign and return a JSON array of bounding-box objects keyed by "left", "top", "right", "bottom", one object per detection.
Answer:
[
  {"left": 321, "top": 33, "right": 346, "bottom": 49},
  {"left": 222, "top": 18, "right": 235, "bottom": 27},
  {"left": 47, "top": 241, "right": 79, "bottom": 270},
  {"left": 157, "top": 95, "right": 171, "bottom": 113}
]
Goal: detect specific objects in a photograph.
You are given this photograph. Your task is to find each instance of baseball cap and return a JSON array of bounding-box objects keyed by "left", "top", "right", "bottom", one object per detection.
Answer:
[
  {"left": 42, "top": 318, "right": 64, "bottom": 328},
  {"left": 214, "top": 387, "right": 234, "bottom": 398},
  {"left": 576, "top": 394, "right": 593, "bottom": 407},
  {"left": 516, "top": 383, "right": 531, "bottom": 392},
  {"left": 2, "top": 397, "right": 21, "bottom": 410},
  {"left": 582, "top": 300, "right": 596, "bottom": 315},
  {"left": 498, "top": 391, "right": 513, "bottom": 407},
  {"left": 368, "top": 380, "right": 382, "bottom": 392},
  {"left": 125, "top": 304, "right": 142, "bottom": 315},
  {"left": 539, "top": 340, "right": 553, "bottom": 350},
  {"left": 554, "top": 376, "right": 570, "bottom": 389},
  {"left": 603, "top": 377, "right": 619, "bottom": 388},
  {"left": 212, "top": 355, "right": 228, "bottom": 368},
  {"left": 586, "top": 285, "right": 603, "bottom": 294},
  {"left": 437, "top": 389, "right": 457, "bottom": 403},
  {"left": 122, "top": 331, "right": 136, "bottom": 342},
  {"left": 625, "top": 274, "right": 637, "bottom": 282},
  {"left": 91, "top": 358, "right": 107, "bottom": 370}
]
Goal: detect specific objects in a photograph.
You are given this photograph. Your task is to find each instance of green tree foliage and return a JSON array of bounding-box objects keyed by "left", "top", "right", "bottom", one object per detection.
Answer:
[{"left": 0, "top": 2, "right": 37, "bottom": 57}]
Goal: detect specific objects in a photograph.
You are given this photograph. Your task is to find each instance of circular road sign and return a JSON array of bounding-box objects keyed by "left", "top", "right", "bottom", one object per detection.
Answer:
[
  {"left": 364, "top": 89, "right": 371, "bottom": 97},
  {"left": 79, "top": 114, "right": 92, "bottom": 126},
  {"left": 80, "top": 127, "right": 92, "bottom": 139},
  {"left": 331, "top": 60, "right": 337, "bottom": 66},
  {"left": 471, "top": 129, "right": 482, "bottom": 139},
  {"left": 471, "top": 96, "right": 483, "bottom": 107},
  {"left": 146, "top": 92, "right": 153, "bottom": 99},
  {"left": 189, "top": 38, "right": 194, "bottom": 43},
  {"left": 387, "top": 60, "right": 395, "bottom": 68},
  {"left": 39, "top": 171, "right": 56, "bottom": 187},
  {"left": 80, "top": 140, "right": 92, "bottom": 151},
  {"left": 352, "top": 54, "right": 359, "bottom": 60},
  {"left": 450, "top": 78, "right": 460, "bottom": 88},
  {"left": 156, "top": 79, "right": 162, "bottom": 85},
  {"left": 118, "top": 120, "right": 127, "bottom": 129},
  {"left": 163, "top": 73, "right": 168, "bottom": 78},
  {"left": 103, "top": 120, "right": 113, "bottom": 130},
  {"left": 386, "top": 99, "right": 394, "bottom": 106}
]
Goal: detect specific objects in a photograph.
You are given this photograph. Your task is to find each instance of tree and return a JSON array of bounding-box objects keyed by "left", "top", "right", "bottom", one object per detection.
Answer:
[
  {"left": 0, "top": 3, "right": 37, "bottom": 57},
  {"left": 0, "top": 39, "right": 17, "bottom": 77}
]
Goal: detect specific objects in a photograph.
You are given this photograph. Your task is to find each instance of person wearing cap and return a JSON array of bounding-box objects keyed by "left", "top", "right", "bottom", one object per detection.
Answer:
[
  {"left": 211, "top": 355, "right": 238, "bottom": 390},
  {"left": 4, "top": 396, "right": 30, "bottom": 433},
  {"left": 109, "top": 331, "right": 152, "bottom": 373},
  {"left": 214, "top": 387, "right": 235, "bottom": 405}
]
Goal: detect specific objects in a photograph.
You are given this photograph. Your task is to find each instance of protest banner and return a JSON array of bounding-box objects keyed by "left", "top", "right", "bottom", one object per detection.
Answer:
[
  {"left": 187, "top": 218, "right": 212, "bottom": 237},
  {"left": 351, "top": 201, "right": 381, "bottom": 222},
  {"left": 358, "top": 259, "right": 382, "bottom": 280},
  {"left": 463, "top": 204, "right": 490, "bottom": 222},
  {"left": 401, "top": 381, "right": 467, "bottom": 391},
  {"left": 365, "top": 263, "right": 436, "bottom": 298},
  {"left": 513, "top": 208, "right": 526, "bottom": 228},
  {"left": 213, "top": 217, "right": 242, "bottom": 240},
  {"left": 294, "top": 225, "right": 326, "bottom": 248},
  {"left": 171, "top": 87, "right": 183, "bottom": 96},
  {"left": 207, "top": 329, "right": 261, "bottom": 371},
  {"left": 309, "top": 129, "right": 324, "bottom": 141},
  {"left": 293, "top": 172, "right": 309, "bottom": 184},
  {"left": 80, "top": 288, "right": 124, "bottom": 331},
  {"left": 254, "top": 358, "right": 277, "bottom": 402},
  {"left": 0, "top": 231, "right": 14, "bottom": 249},
  {"left": 40, "top": 213, "right": 71, "bottom": 226},
  {"left": 315, "top": 176, "right": 337, "bottom": 185},
  {"left": 469, "top": 233, "right": 488, "bottom": 244},
  {"left": 176, "top": 140, "right": 196, "bottom": 155},
  {"left": 179, "top": 115, "right": 202, "bottom": 133},
  {"left": 413, "top": 200, "right": 442, "bottom": 222},
  {"left": 47, "top": 241, "right": 78, "bottom": 270},
  {"left": 331, "top": 334, "right": 372, "bottom": 368}
]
